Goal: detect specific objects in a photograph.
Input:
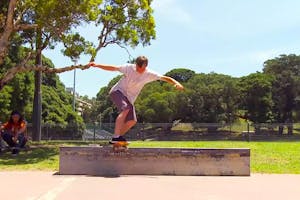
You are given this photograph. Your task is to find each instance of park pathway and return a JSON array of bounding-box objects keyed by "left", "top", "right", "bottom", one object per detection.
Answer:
[{"left": 1, "top": 171, "right": 300, "bottom": 200}]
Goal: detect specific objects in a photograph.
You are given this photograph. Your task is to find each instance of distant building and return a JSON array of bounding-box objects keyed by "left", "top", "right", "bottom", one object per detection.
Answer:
[
  {"left": 76, "top": 98, "right": 92, "bottom": 116},
  {"left": 66, "top": 87, "right": 79, "bottom": 97},
  {"left": 66, "top": 87, "right": 92, "bottom": 116}
]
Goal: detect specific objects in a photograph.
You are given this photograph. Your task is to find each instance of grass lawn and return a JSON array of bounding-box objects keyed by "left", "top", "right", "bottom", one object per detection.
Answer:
[{"left": 0, "top": 140, "right": 299, "bottom": 174}]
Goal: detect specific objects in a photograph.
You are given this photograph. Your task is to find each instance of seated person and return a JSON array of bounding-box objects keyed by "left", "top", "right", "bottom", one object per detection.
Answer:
[{"left": 0, "top": 111, "right": 27, "bottom": 155}]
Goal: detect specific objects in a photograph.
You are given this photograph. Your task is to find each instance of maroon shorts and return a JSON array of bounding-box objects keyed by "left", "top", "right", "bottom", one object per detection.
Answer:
[{"left": 110, "top": 90, "right": 137, "bottom": 122}]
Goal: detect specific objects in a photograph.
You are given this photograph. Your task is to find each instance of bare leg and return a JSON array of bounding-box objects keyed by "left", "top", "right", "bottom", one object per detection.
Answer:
[
  {"left": 114, "top": 109, "right": 130, "bottom": 136},
  {"left": 120, "top": 120, "right": 137, "bottom": 136}
]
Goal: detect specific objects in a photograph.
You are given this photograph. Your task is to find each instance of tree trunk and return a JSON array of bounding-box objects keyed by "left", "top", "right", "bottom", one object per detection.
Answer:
[
  {"left": 32, "top": 31, "right": 42, "bottom": 141},
  {"left": 32, "top": 69, "right": 42, "bottom": 141},
  {"left": 0, "top": 0, "right": 17, "bottom": 65},
  {"left": 286, "top": 119, "right": 293, "bottom": 135},
  {"left": 287, "top": 124, "right": 293, "bottom": 135}
]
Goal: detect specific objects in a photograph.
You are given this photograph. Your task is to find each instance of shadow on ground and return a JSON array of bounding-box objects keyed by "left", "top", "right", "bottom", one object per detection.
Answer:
[{"left": 0, "top": 147, "right": 58, "bottom": 166}]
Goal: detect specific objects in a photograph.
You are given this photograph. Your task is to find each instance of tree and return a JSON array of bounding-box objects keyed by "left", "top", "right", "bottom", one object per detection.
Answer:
[
  {"left": 92, "top": 70, "right": 183, "bottom": 125},
  {"left": 1, "top": 0, "right": 156, "bottom": 140},
  {"left": 92, "top": 75, "right": 122, "bottom": 123},
  {"left": 166, "top": 68, "right": 196, "bottom": 83},
  {"left": 164, "top": 68, "right": 195, "bottom": 83},
  {"left": 238, "top": 72, "right": 274, "bottom": 133},
  {"left": 0, "top": 0, "right": 37, "bottom": 65},
  {"left": 1, "top": 0, "right": 156, "bottom": 88},
  {"left": 0, "top": 39, "right": 84, "bottom": 134},
  {"left": 263, "top": 54, "right": 300, "bottom": 135},
  {"left": 186, "top": 73, "right": 239, "bottom": 124},
  {"left": 135, "top": 82, "right": 176, "bottom": 123},
  {"left": 0, "top": 85, "right": 12, "bottom": 122}
]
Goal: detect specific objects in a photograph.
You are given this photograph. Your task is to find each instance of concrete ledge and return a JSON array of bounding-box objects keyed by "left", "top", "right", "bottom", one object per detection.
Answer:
[{"left": 59, "top": 147, "right": 250, "bottom": 176}]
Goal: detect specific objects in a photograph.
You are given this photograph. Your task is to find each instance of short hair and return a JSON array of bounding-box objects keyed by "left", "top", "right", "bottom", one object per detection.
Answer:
[{"left": 135, "top": 56, "right": 148, "bottom": 67}]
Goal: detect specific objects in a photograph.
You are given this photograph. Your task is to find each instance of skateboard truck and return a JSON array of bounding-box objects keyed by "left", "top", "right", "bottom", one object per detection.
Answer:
[{"left": 111, "top": 141, "right": 129, "bottom": 152}]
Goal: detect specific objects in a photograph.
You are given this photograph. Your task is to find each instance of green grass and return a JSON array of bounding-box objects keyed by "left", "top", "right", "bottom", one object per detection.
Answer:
[
  {"left": 131, "top": 141, "right": 300, "bottom": 174},
  {"left": 1, "top": 140, "right": 300, "bottom": 174},
  {"left": 0, "top": 141, "right": 84, "bottom": 171},
  {"left": 0, "top": 147, "right": 58, "bottom": 170}
]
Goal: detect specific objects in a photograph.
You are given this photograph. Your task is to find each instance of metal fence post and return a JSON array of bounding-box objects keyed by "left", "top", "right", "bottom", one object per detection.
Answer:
[{"left": 93, "top": 122, "right": 96, "bottom": 142}]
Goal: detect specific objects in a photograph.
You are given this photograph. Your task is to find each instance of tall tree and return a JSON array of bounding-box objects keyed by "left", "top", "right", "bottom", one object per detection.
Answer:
[
  {"left": 263, "top": 54, "right": 300, "bottom": 135},
  {"left": 165, "top": 68, "right": 195, "bottom": 83},
  {"left": 186, "top": 73, "right": 239, "bottom": 124},
  {"left": 0, "top": 38, "right": 84, "bottom": 131},
  {"left": 1, "top": 0, "right": 156, "bottom": 140},
  {"left": 238, "top": 72, "right": 274, "bottom": 133},
  {"left": 136, "top": 82, "right": 176, "bottom": 123}
]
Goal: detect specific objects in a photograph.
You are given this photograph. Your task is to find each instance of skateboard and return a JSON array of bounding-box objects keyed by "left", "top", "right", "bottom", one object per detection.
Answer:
[{"left": 111, "top": 141, "right": 129, "bottom": 152}]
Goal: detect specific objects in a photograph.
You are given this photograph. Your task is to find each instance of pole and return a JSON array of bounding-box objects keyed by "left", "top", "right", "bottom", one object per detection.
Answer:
[
  {"left": 72, "top": 61, "right": 77, "bottom": 111},
  {"left": 99, "top": 113, "right": 102, "bottom": 130},
  {"left": 93, "top": 122, "right": 96, "bottom": 142}
]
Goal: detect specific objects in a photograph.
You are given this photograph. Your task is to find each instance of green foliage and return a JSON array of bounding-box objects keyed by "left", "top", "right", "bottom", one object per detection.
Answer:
[
  {"left": 0, "top": 37, "right": 84, "bottom": 129},
  {"left": 0, "top": 85, "right": 12, "bottom": 122},
  {"left": 238, "top": 72, "right": 274, "bottom": 123},
  {"left": 95, "top": 0, "right": 156, "bottom": 50},
  {"left": 165, "top": 68, "right": 195, "bottom": 82},
  {"left": 92, "top": 70, "right": 241, "bottom": 124},
  {"left": 136, "top": 82, "right": 176, "bottom": 122},
  {"left": 0, "top": 1, "right": 9, "bottom": 33},
  {"left": 1, "top": 0, "right": 157, "bottom": 127},
  {"left": 9, "top": 72, "right": 34, "bottom": 120},
  {"left": 12, "top": 0, "right": 156, "bottom": 62},
  {"left": 41, "top": 68, "right": 85, "bottom": 131},
  {"left": 0, "top": 67, "right": 83, "bottom": 128},
  {"left": 61, "top": 33, "right": 95, "bottom": 63},
  {"left": 185, "top": 73, "right": 239, "bottom": 123},
  {"left": 0, "top": 36, "right": 35, "bottom": 121},
  {"left": 263, "top": 54, "right": 300, "bottom": 123}
]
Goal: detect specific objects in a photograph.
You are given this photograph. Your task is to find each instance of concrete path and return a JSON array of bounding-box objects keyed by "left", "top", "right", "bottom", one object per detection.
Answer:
[{"left": 1, "top": 171, "right": 300, "bottom": 200}]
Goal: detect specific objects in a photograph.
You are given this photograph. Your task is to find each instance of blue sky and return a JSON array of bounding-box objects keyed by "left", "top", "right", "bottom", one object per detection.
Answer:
[{"left": 44, "top": 0, "right": 300, "bottom": 98}]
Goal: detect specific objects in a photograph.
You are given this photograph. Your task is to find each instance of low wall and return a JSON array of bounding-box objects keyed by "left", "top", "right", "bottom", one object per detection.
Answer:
[{"left": 59, "top": 147, "right": 250, "bottom": 176}]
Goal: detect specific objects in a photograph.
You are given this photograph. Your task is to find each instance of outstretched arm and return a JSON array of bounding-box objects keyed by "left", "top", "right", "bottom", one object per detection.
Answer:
[
  {"left": 160, "top": 76, "right": 184, "bottom": 90},
  {"left": 88, "top": 62, "right": 120, "bottom": 71}
]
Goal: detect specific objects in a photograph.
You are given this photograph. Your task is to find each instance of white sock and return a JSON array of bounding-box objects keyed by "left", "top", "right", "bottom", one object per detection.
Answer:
[{"left": 113, "top": 134, "right": 120, "bottom": 138}]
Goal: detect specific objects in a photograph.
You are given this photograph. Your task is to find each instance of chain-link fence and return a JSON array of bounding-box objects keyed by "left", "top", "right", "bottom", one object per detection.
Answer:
[
  {"left": 21, "top": 122, "right": 300, "bottom": 141},
  {"left": 26, "top": 123, "right": 84, "bottom": 140}
]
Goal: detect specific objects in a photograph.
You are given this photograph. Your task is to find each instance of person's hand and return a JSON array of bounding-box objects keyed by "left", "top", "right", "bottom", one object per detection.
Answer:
[
  {"left": 174, "top": 83, "right": 184, "bottom": 90},
  {"left": 88, "top": 62, "right": 96, "bottom": 67}
]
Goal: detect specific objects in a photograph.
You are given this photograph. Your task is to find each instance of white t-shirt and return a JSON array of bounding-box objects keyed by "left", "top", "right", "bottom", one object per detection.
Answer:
[{"left": 110, "top": 64, "right": 162, "bottom": 104}]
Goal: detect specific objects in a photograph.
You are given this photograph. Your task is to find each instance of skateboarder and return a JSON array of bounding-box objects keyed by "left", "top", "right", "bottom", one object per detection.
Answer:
[{"left": 88, "top": 56, "right": 184, "bottom": 144}]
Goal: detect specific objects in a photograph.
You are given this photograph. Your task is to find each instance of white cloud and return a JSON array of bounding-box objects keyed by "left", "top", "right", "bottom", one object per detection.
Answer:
[{"left": 152, "top": 0, "right": 192, "bottom": 24}]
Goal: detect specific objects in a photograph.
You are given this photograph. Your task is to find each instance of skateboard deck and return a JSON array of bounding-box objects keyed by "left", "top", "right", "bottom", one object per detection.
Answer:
[{"left": 111, "top": 141, "right": 129, "bottom": 152}]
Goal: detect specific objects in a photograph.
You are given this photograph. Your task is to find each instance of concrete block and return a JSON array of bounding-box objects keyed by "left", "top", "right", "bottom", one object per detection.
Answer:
[{"left": 59, "top": 147, "right": 250, "bottom": 176}]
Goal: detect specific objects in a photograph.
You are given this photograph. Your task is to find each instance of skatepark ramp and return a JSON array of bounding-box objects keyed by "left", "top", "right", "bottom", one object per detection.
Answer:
[{"left": 59, "top": 147, "right": 250, "bottom": 176}]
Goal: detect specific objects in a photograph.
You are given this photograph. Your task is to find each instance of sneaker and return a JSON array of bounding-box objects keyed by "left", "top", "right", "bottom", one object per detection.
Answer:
[
  {"left": 118, "top": 136, "right": 127, "bottom": 141},
  {"left": 109, "top": 136, "right": 127, "bottom": 144}
]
